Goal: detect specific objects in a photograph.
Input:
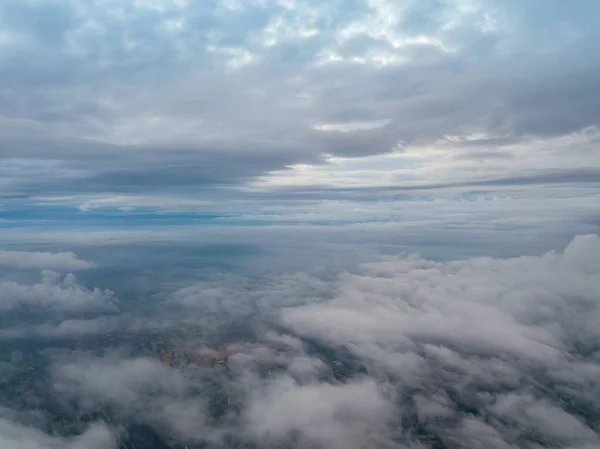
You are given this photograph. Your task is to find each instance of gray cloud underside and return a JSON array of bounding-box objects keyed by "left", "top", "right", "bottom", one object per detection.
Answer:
[
  {"left": 0, "top": 0, "right": 599, "bottom": 197},
  {"left": 3, "top": 126, "right": 600, "bottom": 198}
]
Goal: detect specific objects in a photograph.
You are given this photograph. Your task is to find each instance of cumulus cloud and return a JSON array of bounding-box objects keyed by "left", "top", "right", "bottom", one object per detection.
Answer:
[
  {"left": 3, "top": 234, "right": 599, "bottom": 448},
  {"left": 52, "top": 354, "right": 226, "bottom": 445},
  {"left": 0, "top": 250, "right": 94, "bottom": 271},
  {"left": 282, "top": 234, "right": 600, "bottom": 358},
  {"left": 168, "top": 271, "right": 333, "bottom": 313},
  {"left": 0, "top": 270, "right": 118, "bottom": 313},
  {"left": 243, "top": 376, "right": 394, "bottom": 449},
  {"left": 0, "top": 415, "right": 116, "bottom": 449},
  {"left": 277, "top": 234, "right": 600, "bottom": 447},
  {"left": 50, "top": 337, "right": 392, "bottom": 448}
]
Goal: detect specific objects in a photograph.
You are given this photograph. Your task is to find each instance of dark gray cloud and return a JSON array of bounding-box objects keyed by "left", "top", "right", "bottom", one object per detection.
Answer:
[{"left": 0, "top": 0, "right": 598, "bottom": 202}]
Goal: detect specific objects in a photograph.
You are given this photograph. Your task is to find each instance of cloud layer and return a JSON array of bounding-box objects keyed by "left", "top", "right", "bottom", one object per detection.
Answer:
[
  {"left": 0, "top": 0, "right": 598, "bottom": 214},
  {"left": 0, "top": 233, "right": 592, "bottom": 448},
  {"left": 1, "top": 1, "right": 599, "bottom": 447},
  {"left": 278, "top": 234, "right": 600, "bottom": 447},
  {"left": 0, "top": 416, "right": 116, "bottom": 449}
]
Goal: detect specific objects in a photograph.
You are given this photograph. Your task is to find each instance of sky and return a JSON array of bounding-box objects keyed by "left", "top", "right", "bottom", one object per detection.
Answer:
[
  {"left": 0, "top": 0, "right": 598, "bottom": 255},
  {"left": 1, "top": 1, "right": 600, "bottom": 448}
]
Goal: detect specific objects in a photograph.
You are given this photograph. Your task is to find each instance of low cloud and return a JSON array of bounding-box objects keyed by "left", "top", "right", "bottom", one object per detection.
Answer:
[
  {"left": 0, "top": 270, "right": 118, "bottom": 313},
  {"left": 3, "top": 234, "right": 599, "bottom": 448},
  {"left": 275, "top": 234, "right": 600, "bottom": 446},
  {"left": 50, "top": 341, "right": 393, "bottom": 448},
  {"left": 0, "top": 250, "right": 94, "bottom": 271},
  {"left": 0, "top": 415, "right": 116, "bottom": 449},
  {"left": 243, "top": 376, "right": 394, "bottom": 449},
  {"left": 53, "top": 355, "right": 222, "bottom": 445},
  {"left": 0, "top": 315, "right": 123, "bottom": 340}
]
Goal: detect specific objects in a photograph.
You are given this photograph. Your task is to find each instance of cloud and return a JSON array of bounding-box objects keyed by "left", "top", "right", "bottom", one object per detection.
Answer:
[
  {"left": 168, "top": 270, "right": 333, "bottom": 313},
  {"left": 1, "top": 4, "right": 600, "bottom": 443},
  {"left": 0, "top": 315, "right": 123, "bottom": 340},
  {"left": 52, "top": 355, "right": 221, "bottom": 445},
  {"left": 243, "top": 376, "right": 394, "bottom": 449},
  {"left": 0, "top": 73, "right": 597, "bottom": 449},
  {"left": 0, "top": 250, "right": 94, "bottom": 271},
  {"left": 278, "top": 234, "right": 600, "bottom": 446},
  {"left": 0, "top": 233, "right": 593, "bottom": 448},
  {"left": 0, "top": 415, "right": 117, "bottom": 449},
  {"left": 0, "top": 270, "right": 119, "bottom": 313},
  {"left": 50, "top": 333, "right": 392, "bottom": 448},
  {"left": 0, "top": 0, "right": 598, "bottom": 204}
]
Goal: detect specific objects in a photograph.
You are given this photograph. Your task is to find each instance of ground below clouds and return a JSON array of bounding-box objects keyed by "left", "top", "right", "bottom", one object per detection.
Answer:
[{"left": 0, "top": 235, "right": 599, "bottom": 448}]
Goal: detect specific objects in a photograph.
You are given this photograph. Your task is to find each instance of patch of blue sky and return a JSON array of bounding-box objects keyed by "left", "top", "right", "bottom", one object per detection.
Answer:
[
  {"left": 0, "top": 205, "right": 232, "bottom": 226},
  {"left": 0, "top": 201, "right": 422, "bottom": 228},
  {"left": 543, "top": 183, "right": 600, "bottom": 191}
]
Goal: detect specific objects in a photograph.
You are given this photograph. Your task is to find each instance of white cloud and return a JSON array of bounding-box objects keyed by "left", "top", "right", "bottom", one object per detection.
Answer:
[
  {"left": 252, "top": 127, "right": 600, "bottom": 190},
  {"left": 283, "top": 234, "right": 600, "bottom": 360},
  {"left": 53, "top": 355, "right": 222, "bottom": 445},
  {"left": 132, "top": 0, "right": 189, "bottom": 12},
  {"left": 0, "top": 416, "right": 117, "bottom": 449},
  {"left": 12, "top": 233, "right": 594, "bottom": 448},
  {"left": 244, "top": 376, "right": 393, "bottom": 449},
  {"left": 312, "top": 119, "right": 391, "bottom": 132},
  {"left": 207, "top": 45, "right": 258, "bottom": 70},
  {"left": 0, "top": 270, "right": 119, "bottom": 313},
  {"left": 490, "top": 394, "right": 597, "bottom": 443},
  {"left": 0, "top": 250, "right": 94, "bottom": 271},
  {"left": 278, "top": 233, "right": 600, "bottom": 446}
]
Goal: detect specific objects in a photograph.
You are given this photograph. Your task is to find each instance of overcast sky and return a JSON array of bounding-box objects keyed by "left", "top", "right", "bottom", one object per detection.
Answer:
[{"left": 0, "top": 0, "right": 598, "bottom": 252}]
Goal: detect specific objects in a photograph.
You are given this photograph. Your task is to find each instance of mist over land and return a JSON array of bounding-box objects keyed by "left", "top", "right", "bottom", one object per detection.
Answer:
[
  {"left": 1, "top": 233, "right": 599, "bottom": 448},
  {"left": 1, "top": 0, "right": 600, "bottom": 447}
]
